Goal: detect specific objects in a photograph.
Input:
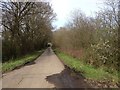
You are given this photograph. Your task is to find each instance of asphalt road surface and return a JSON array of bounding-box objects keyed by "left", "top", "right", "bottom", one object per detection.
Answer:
[{"left": 2, "top": 47, "right": 90, "bottom": 88}]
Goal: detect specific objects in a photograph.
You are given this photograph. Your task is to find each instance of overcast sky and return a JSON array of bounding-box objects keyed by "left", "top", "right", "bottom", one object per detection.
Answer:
[{"left": 50, "top": 0, "right": 103, "bottom": 29}]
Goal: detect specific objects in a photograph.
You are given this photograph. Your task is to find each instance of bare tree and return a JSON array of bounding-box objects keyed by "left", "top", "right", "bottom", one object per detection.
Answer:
[{"left": 2, "top": 1, "right": 56, "bottom": 61}]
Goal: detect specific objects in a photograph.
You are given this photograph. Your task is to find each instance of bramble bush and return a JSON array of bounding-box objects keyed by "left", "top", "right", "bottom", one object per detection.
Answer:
[{"left": 84, "top": 29, "right": 118, "bottom": 74}]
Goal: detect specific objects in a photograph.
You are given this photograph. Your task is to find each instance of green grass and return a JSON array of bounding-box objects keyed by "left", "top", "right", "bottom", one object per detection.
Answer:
[
  {"left": 2, "top": 50, "right": 44, "bottom": 73},
  {"left": 55, "top": 49, "right": 119, "bottom": 84}
]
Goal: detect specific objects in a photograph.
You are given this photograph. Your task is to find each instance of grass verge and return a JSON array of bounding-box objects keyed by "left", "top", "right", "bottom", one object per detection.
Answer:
[
  {"left": 2, "top": 50, "right": 44, "bottom": 73},
  {"left": 55, "top": 49, "right": 119, "bottom": 85}
]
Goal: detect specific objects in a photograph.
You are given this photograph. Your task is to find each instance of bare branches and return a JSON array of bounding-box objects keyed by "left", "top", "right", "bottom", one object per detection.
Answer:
[{"left": 2, "top": 2, "right": 56, "bottom": 61}]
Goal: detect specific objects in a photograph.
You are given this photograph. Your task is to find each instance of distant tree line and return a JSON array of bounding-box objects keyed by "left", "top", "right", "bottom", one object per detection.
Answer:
[
  {"left": 2, "top": 1, "right": 55, "bottom": 62},
  {"left": 53, "top": 0, "right": 119, "bottom": 73}
]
